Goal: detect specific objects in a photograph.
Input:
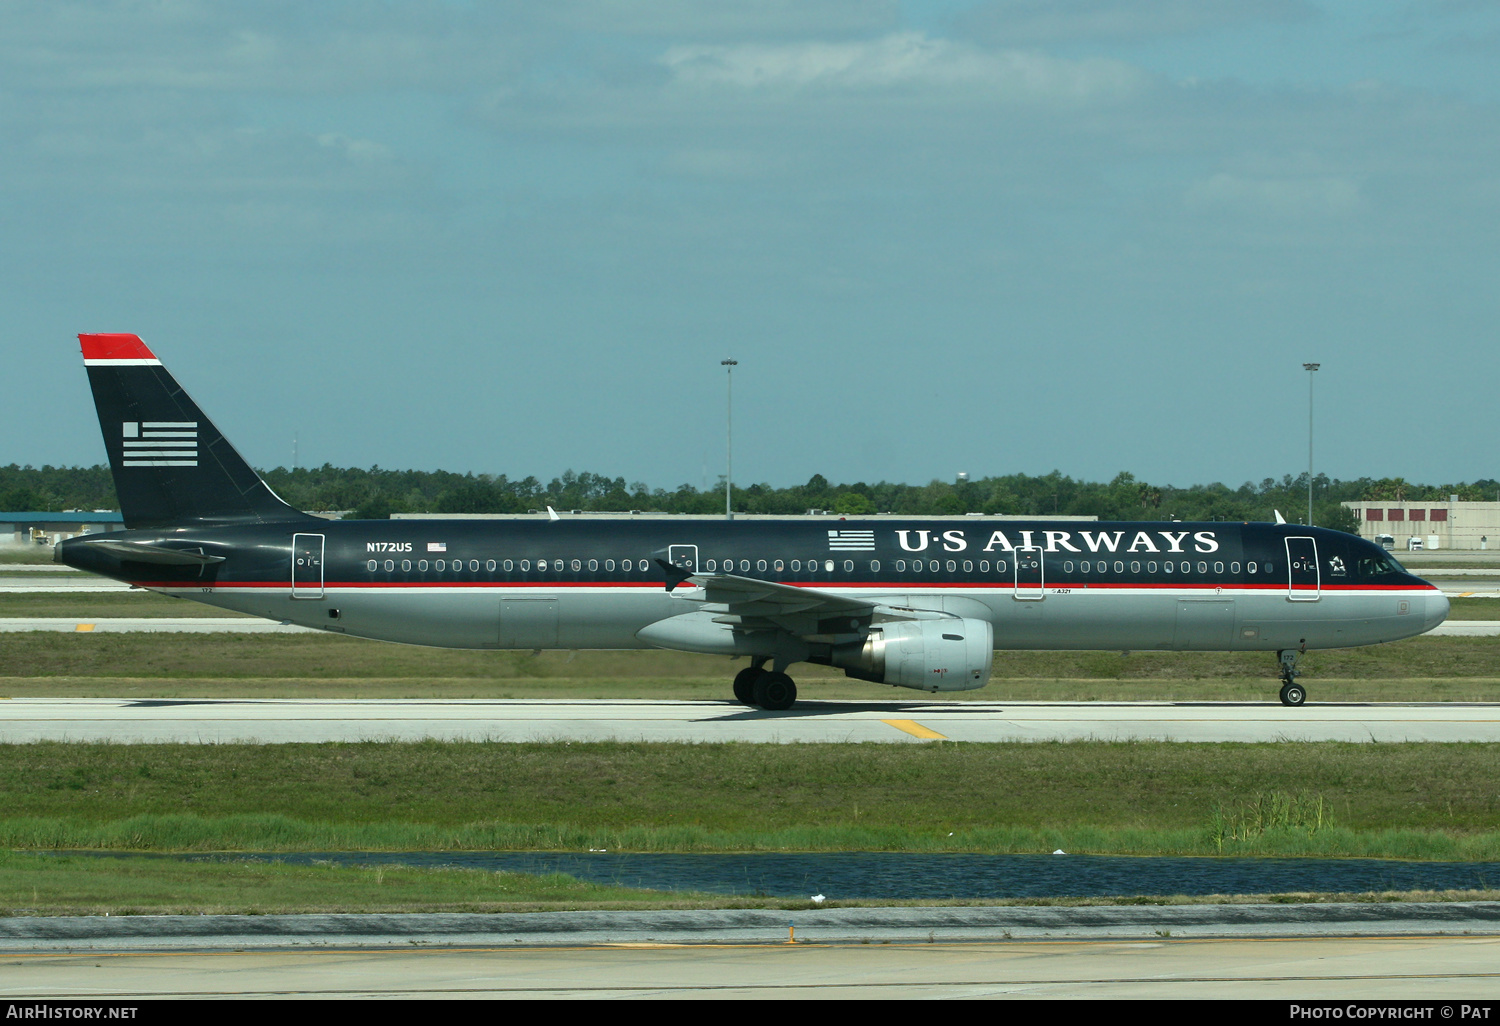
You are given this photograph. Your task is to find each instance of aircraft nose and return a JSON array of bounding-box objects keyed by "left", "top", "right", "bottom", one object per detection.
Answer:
[{"left": 1424, "top": 591, "right": 1450, "bottom": 633}]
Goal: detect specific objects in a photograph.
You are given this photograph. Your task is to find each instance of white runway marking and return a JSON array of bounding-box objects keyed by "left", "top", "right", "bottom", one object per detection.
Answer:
[{"left": 2, "top": 698, "right": 1498, "bottom": 744}]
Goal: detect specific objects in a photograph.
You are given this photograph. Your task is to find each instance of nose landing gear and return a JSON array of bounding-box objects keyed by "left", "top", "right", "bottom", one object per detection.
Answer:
[
  {"left": 732, "top": 660, "right": 798, "bottom": 711},
  {"left": 1278, "top": 649, "right": 1306, "bottom": 706}
]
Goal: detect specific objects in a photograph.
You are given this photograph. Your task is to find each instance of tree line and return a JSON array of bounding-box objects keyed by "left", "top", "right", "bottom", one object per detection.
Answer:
[{"left": 4, "top": 463, "right": 1496, "bottom": 532}]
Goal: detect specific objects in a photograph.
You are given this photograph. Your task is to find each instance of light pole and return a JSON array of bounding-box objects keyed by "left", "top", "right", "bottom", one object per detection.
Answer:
[
  {"left": 722, "top": 359, "right": 737, "bottom": 520},
  {"left": 1303, "top": 362, "right": 1320, "bottom": 526}
]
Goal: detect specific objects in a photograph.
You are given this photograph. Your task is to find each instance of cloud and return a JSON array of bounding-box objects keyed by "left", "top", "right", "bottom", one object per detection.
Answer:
[
  {"left": 660, "top": 31, "right": 1150, "bottom": 103},
  {"left": 954, "top": 0, "right": 1316, "bottom": 45},
  {"left": 1185, "top": 172, "right": 1363, "bottom": 217}
]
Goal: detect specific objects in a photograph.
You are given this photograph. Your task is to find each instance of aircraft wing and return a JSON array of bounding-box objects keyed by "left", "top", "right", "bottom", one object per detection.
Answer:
[{"left": 672, "top": 571, "right": 951, "bottom": 644}]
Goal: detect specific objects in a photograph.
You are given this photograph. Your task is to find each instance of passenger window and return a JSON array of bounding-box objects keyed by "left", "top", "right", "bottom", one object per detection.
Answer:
[
  {"left": 402, "top": 560, "right": 411, "bottom": 572},
  {"left": 740, "top": 560, "right": 751, "bottom": 572},
  {"left": 1064, "top": 561, "right": 1074, "bottom": 573},
  {"left": 1130, "top": 561, "right": 1140, "bottom": 573},
  {"left": 826, "top": 560, "right": 835, "bottom": 572},
  {"left": 911, "top": 560, "right": 922, "bottom": 573},
  {"left": 1197, "top": 562, "right": 1208, "bottom": 574},
  {"left": 1114, "top": 561, "right": 1124, "bottom": 573},
  {"left": 1098, "top": 562, "right": 1107, "bottom": 575},
  {"left": 946, "top": 560, "right": 956, "bottom": 572},
  {"left": 470, "top": 560, "right": 480, "bottom": 572},
  {"left": 757, "top": 560, "right": 767, "bottom": 571},
  {"left": 1080, "top": 561, "right": 1090, "bottom": 573},
  {"left": 520, "top": 560, "right": 530, "bottom": 571},
  {"left": 1231, "top": 562, "right": 1240, "bottom": 573},
  {"left": 895, "top": 559, "right": 906, "bottom": 572},
  {"left": 870, "top": 560, "right": 880, "bottom": 572},
  {"left": 1247, "top": 562, "right": 1256, "bottom": 573},
  {"left": 385, "top": 559, "right": 395, "bottom": 572},
  {"left": 980, "top": 560, "right": 989, "bottom": 572},
  {"left": 705, "top": 560, "right": 716, "bottom": 571},
  {"left": 487, "top": 560, "right": 496, "bottom": 572},
  {"left": 588, "top": 559, "right": 597, "bottom": 572},
  {"left": 1214, "top": 561, "right": 1224, "bottom": 574},
  {"left": 927, "top": 560, "right": 938, "bottom": 572},
  {"left": 503, "top": 560, "right": 513, "bottom": 572},
  {"left": 843, "top": 560, "right": 853, "bottom": 572},
  {"left": 774, "top": 560, "right": 784, "bottom": 571},
  {"left": 791, "top": 560, "right": 801, "bottom": 571},
  {"left": 963, "top": 560, "right": 974, "bottom": 573},
  {"left": 571, "top": 559, "right": 581, "bottom": 572},
  {"left": 367, "top": 560, "right": 378, "bottom": 572},
  {"left": 419, "top": 560, "right": 429, "bottom": 572},
  {"left": 435, "top": 560, "right": 446, "bottom": 571},
  {"left": 1164, "top": 561, "right": 1172, "bottom": 574},
  {"left": 997, "top": 560, "right": 1007, "bottom": 573},
  {"left": 1147, "top": 561, "right": 1157, "bottom": 573},
  {"left": 1180, "top": 561, "right": 1189, "bottom": 573}
]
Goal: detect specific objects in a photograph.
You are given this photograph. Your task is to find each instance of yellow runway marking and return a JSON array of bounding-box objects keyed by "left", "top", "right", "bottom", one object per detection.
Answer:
[
  {"left": 74, "top": 623, "right": 95, "bottom": 632},
  {"left": 883, "top": 719, "right": 947, "bottom": 740}
]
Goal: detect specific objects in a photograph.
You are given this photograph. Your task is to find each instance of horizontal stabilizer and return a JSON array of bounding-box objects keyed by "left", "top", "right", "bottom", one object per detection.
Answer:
[{"left": 77, "top": 539, "right": 226, "bottom": 565}]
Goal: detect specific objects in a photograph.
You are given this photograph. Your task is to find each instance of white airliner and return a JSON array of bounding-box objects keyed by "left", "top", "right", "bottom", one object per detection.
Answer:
[{"left": 58, "top": 333, "right": 1448, "bottom": 709}]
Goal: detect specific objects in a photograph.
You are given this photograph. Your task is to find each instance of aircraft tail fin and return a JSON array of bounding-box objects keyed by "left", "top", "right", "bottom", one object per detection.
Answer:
[{"left": 79, "top": 333, "right": 312, "bottom": 529}]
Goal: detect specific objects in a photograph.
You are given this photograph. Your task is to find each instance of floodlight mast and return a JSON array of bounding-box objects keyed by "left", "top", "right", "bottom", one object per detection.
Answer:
[
  {"left": 722, "top": 359, "right": 737, "bottom": 520},
  {"left": 1303, "top": 362, "right": 1320, "bottom": 526}
]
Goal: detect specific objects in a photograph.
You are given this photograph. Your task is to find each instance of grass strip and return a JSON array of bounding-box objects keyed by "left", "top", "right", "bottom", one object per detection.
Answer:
[
  {"left": 2, "top": 740, "right": 1499, "bottom": 858},
  {"left": 5, "top": 814, "right": 1500, "bottom": 861}
]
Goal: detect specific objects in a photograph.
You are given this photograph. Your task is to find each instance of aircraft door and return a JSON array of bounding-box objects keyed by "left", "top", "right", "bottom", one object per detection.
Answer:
[
  {"left": 1014, "top": 546, "right": 1044, "bottom": 601},
  {"left": 667, "top": 544, "right": 699, "bottom": 573},
  {"left": 1285, "top": 536, "right": 1320, "bottom": 601},
  {"left": 291, "top": 533, "right": 325, "bottom": 599}
]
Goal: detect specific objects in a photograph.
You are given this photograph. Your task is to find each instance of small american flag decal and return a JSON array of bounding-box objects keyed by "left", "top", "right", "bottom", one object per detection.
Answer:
[
  {"left": 427, "top": 542, "right": 447, "bottom": 553},
  {"left": 827, "top": 529, "right": 875, "bottom": 551}
]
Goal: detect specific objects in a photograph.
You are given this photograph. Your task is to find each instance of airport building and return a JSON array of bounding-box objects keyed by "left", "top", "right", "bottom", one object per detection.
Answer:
[
  {"left": 1, "top": 511, "right": 125, "bottom": 548},
  {"left": 1340, "top": 499, "right": 1500, "bottom": 551}
]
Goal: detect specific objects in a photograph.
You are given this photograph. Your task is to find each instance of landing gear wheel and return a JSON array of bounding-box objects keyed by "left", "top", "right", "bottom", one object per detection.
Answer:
[
  {"left": 1279, "top": 682, "right": 1306, "bottom": 706},
  {"left": 732, "top": 666, "right": 762, "bottom": 706},
  {"left": 752, "top": 671, "right": 797, "bottom": 711}
]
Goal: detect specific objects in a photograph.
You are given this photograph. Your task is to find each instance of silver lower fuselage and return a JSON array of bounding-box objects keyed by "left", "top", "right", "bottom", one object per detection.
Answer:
[{"left": 165, "top": 581, "right": 1448, "bottom": 655}]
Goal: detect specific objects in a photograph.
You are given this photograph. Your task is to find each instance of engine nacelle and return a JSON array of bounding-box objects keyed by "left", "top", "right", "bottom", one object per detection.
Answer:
[{"left": 820, "top": 617, "right": 993, "bottom": 692}]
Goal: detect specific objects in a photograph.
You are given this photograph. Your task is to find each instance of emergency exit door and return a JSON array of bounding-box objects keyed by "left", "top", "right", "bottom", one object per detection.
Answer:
[{"left": 292, "top": 533, "right": 325, "bottom": 599}]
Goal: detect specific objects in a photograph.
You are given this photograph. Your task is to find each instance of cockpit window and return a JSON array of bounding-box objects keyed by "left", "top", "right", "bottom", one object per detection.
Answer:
[{"left": 1358, "top": 551, "right": 1406, "bottom": 577}]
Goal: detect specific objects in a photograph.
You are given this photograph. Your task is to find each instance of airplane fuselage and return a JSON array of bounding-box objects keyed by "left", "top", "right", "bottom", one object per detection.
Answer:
[{"left": 60, "top": 517, "right": 1447, "bottom": 656}]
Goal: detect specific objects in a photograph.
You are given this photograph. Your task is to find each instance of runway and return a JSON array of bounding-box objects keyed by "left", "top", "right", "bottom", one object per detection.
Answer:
[
  {"left": 4, "top": 912, "right": 1500, "bottom": 998},
  {"left": 3, "top": 697, "right": 1498, "bottom": 743}
]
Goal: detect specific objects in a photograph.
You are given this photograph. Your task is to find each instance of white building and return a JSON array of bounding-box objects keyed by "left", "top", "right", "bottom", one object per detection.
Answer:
[{"left": 1341, "top": 499, "right": 1500, "bottom": 551}]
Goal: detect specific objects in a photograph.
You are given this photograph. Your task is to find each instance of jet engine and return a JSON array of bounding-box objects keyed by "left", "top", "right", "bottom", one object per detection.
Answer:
[{"left": 817, "top": 618, "right": 993, "bottom": 692}]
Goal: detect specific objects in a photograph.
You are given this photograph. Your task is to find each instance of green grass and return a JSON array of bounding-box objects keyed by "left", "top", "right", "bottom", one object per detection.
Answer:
[
  {"left": 4, "top": 632, "right": 1500, "bottom": 702},
  {"left": 3, "top": 740, "right": 1499, "bottom": 859},
  {"left": 0, "top": 849, "right": 718, "bottom": 915}
]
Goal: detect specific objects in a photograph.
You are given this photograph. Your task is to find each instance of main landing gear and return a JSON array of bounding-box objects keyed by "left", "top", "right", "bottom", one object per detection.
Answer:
[
  {"left": 733, "top": 661, "right": 798, "bottom": 711},
  {"left": 1277, "top": 649, "right": 1306, "bottom": 706}
]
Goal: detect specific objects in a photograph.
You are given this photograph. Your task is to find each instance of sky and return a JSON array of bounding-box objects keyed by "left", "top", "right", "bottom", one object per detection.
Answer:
[{"left": 3, "top": 0, "right": 1497, "bottom": 492}]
